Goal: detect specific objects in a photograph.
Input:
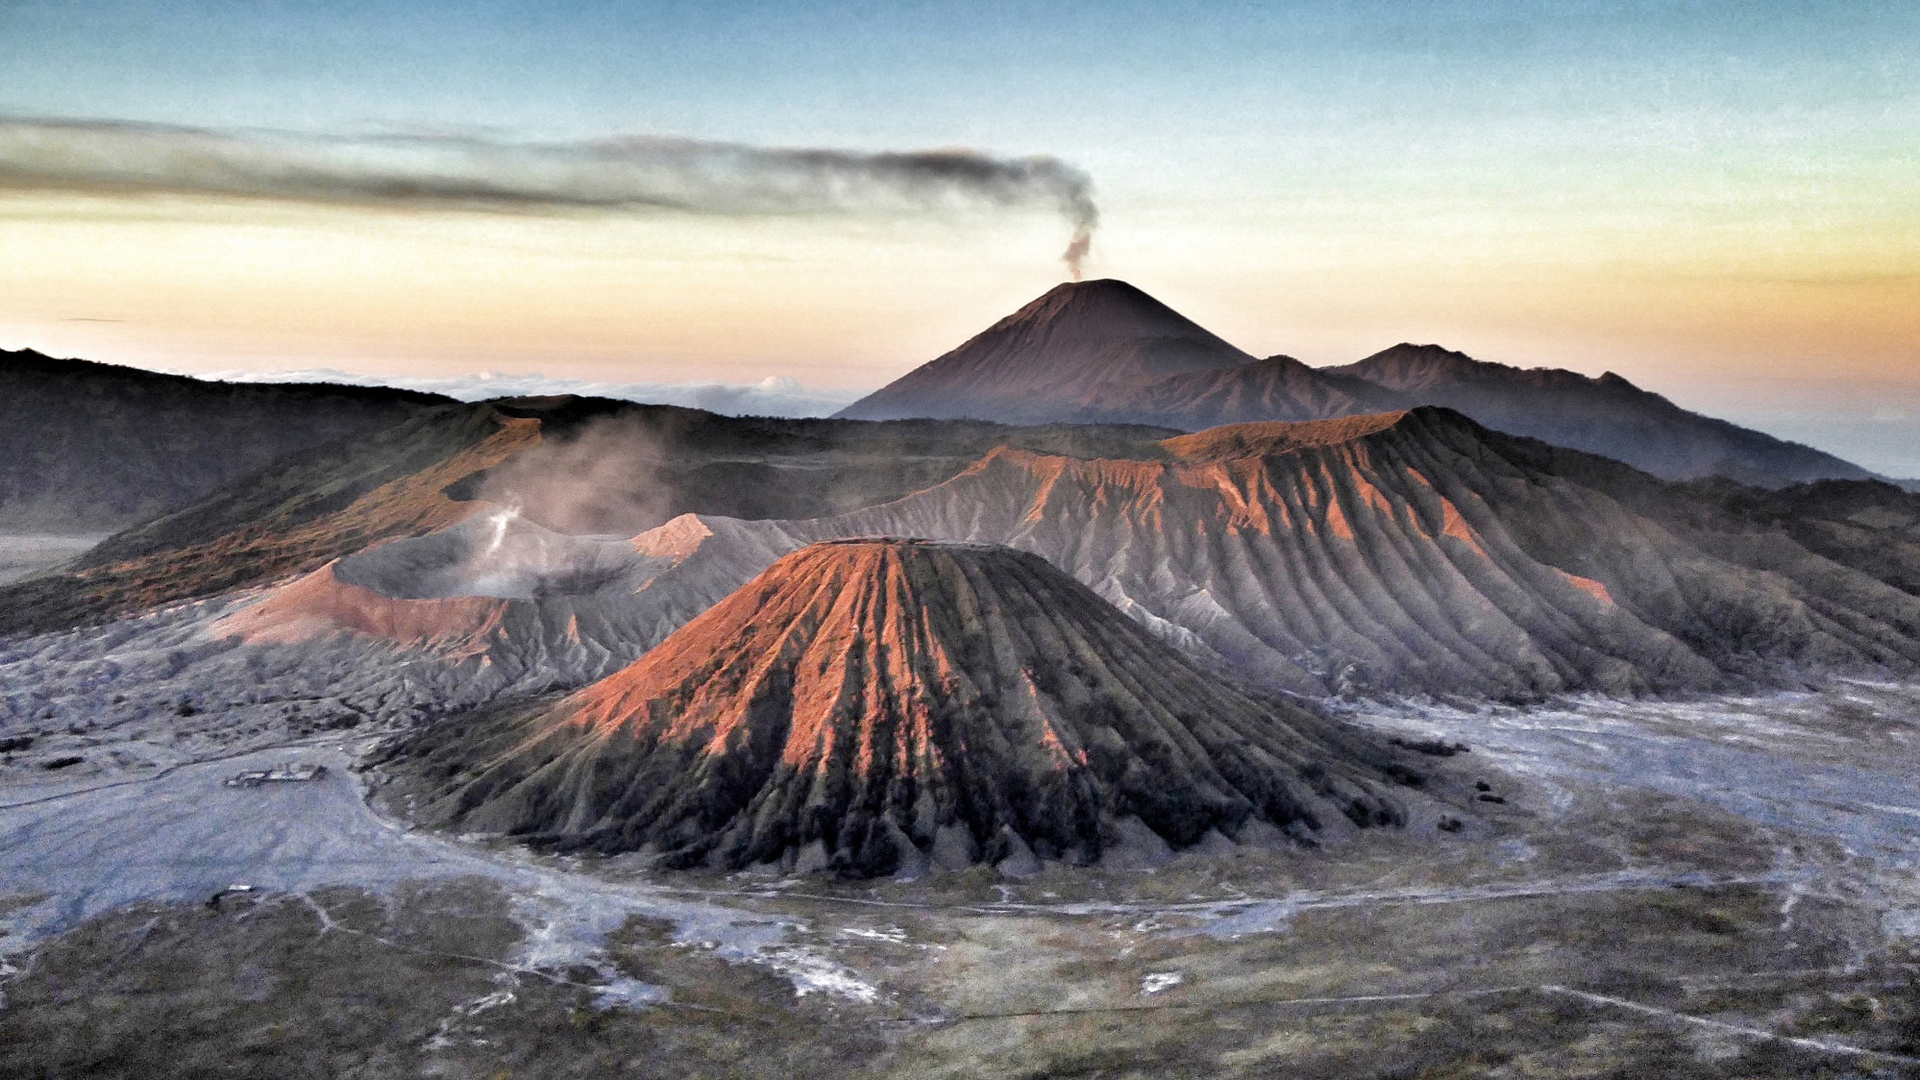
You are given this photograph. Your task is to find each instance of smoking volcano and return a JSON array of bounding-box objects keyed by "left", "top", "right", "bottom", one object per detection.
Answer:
[
  {"left": 385, "top": 539, "right": 1422, "bottom": 876},
  {"left": 835, "top": 279, "right": 1261, "bottom": 424}
]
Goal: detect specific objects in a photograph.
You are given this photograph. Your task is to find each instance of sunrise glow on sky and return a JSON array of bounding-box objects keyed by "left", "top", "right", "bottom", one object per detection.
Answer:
[{"left": 2, "top": 1, "right": 1916, "bottom": 472}]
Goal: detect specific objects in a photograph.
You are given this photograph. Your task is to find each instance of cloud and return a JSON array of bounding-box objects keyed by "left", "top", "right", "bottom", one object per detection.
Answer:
[
  {"left": 191, "top": 367, "right": 862, "bottom": 418},
  {"left": 0, "top": 116, "right": 1098, "bottom": 274}
]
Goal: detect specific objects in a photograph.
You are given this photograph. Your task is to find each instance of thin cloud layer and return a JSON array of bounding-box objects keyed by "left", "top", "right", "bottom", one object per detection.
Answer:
[{"left": 0, "top": 116, "right": 1098, "bottom": 275}]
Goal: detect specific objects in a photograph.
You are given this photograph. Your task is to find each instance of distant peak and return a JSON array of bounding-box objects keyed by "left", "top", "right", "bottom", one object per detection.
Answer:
[
  {"left": 1253, "top": 353, "right": 1313, "bottom": 370},
  {"left": 963, "top": 278, "right": 1250, "bottom": 364},
  {"left": 1371, "top": 342, "right": 1483, "bottom": 369},
  {"left": 1325, "top": 343, "right": 1512, "bottom": 391}
]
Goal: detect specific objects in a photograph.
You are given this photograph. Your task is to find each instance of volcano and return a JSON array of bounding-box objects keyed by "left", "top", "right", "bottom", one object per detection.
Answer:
[
  {"left": 835, "top": 279, "right": 1261, "bottom": 423},
  {"left": 388, "top": 539, "right": 1420, "bottom": 876}
]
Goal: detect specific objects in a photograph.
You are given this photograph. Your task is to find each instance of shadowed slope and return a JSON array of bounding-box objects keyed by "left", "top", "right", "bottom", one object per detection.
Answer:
[
  {"left": 0, "top": 349, "right": 450, "bottom": 532},
  {"left": 1714, "top": 479, "right": 1920, "bottom": 598},
  {"left": 1089, "top": 354, "right": 1398, "bottom": 427},
  {"left": 1329, "top": 344, "right": 1874, "bottom": 487},
  {"left": 0, "top": 403, "right": 540, "bottom": 637},
  {"left": 389, "top": 540, "right": 1419, "bottom": 876},
  {"left": 452, "top": 395, "right": 1174, "bottom": 535}
]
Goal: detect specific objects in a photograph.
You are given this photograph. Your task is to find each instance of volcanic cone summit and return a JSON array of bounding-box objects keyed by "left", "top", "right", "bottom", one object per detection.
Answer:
[
  {"left": 388, "top": 538, "right": 1420, "bottom": 876},
  {"left": 835, "top": 279, "right": 1254, "bottom": 422}
]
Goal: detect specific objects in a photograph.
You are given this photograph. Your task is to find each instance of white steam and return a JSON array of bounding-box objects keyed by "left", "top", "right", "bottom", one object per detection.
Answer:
[
  {"left": 484, "top": 503, "right": 521, "bottom": 556},
  {"left": 474, "top": 416, "right": 676, "bottom": 537}
]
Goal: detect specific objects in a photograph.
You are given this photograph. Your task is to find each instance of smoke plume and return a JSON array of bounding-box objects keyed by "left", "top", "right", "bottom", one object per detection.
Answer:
[{"left": 0, "top": 116, "right": 1098, "bottom": 276}]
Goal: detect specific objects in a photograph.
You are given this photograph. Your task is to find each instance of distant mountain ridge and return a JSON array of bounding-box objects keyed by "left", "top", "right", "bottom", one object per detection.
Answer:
[
  {"left": 837, "top": 282, "right": 1879, "bottom": 488},
  {"left": 1326, "top": 344, "right": 1875, "bottom": 488},
  {"left": 1094, "top": 353, "right": 1398, "bottom": 428},
  {"left": 0, "top": 349, "right": 453, "bottom": 532}
]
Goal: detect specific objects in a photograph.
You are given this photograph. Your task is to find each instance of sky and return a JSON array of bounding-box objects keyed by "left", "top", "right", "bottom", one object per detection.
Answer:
[{"left": 1, "top": 0, "right": 1917, "bottom": 473}]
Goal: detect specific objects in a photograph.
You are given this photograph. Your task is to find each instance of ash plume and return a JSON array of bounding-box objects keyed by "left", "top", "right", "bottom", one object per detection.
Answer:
[{"left": 0, "top": 116, "right": 1098, "bottom": 275}]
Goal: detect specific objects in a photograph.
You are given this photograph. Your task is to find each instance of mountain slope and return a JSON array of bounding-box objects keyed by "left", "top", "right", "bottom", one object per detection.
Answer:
[
  {"left": 0, "top": 349, "right": 451, "bottom": 531},
  {"left": 835, "top": 280, "right": 1261, "bottom": 422},
  {"left": 1096, "top": 353, "right": 1398, "bottom": 427},
  {"left": 232, "top": 408, "right": 1920, "bottom": 701},
  {"left": 444, "top": 395, "right": 1175, "bottom": 535},
  {"left": 1327, "top": 344, "right": 1875, "bottom": 487},
  {"left": 0, "top": 393, "right": 1172, "bottom": 638},
  {"left": 385, "top": 539, "right": 1426, "bottom": 875},
  {"left": 0, "top": 403, "right": 542, "bottom": 637},
  {"left": 1715, "top": 480, "right": 1920, "bottom": 598},
  {"left": 816, "top": 408, "right": 1920, "bottom": 696}
]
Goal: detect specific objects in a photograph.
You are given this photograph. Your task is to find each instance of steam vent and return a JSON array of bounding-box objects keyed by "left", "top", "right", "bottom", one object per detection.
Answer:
[{"left": 390, "top": 538, "right": 1419, "bottom": 877}]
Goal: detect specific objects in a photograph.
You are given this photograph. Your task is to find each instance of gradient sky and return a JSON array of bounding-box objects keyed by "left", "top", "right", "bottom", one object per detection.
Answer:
[{"left": 2, "top": 1, "right": 1917, "bottom": 472}]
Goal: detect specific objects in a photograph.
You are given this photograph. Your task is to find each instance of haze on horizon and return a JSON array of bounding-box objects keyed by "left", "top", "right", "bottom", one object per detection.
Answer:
[{"left": 1, "top": 0, "right": 1916, "bottom": 474}]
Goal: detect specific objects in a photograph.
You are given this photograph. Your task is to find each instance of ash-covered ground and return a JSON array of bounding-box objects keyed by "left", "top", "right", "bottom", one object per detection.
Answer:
[{"left": 5, "top": 604, "right": 1920, "bottom": 1076}]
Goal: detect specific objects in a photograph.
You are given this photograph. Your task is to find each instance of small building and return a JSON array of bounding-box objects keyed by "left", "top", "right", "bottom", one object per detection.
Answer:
[{"left": 224, "top": 763, "right": 328, "bottom": 788}]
